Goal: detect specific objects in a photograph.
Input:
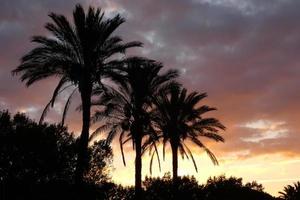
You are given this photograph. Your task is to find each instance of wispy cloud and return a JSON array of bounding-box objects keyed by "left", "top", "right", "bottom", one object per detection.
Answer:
[{"left": 239, "top": 120, "right": 289, "bottom": 143}]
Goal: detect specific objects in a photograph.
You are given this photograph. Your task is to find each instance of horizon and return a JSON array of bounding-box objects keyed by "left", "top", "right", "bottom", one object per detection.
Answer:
[{"left": 1, "top": 0, "right": 300, "bottom": 198}]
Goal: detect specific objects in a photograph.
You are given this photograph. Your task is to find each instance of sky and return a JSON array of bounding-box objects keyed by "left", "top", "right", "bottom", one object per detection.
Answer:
[{"left": 1, "top": 0, "right": 300, "bottom": 196}]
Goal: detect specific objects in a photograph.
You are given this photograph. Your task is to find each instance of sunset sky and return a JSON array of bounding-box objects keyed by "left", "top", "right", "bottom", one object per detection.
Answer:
[{"left": 1, "top": 0, "right": 300, "bottom": 196}]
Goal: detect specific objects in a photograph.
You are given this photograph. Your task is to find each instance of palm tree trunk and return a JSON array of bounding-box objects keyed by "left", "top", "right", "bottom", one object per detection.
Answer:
[
  {"left": 171, "top": 142, "right": 178, "bottom": 181},
  {"left": 135, "top": 133, "right": 142, "bottom": 199},
  {"left": 75, "top": 83, "right": 92, "bottom": 185}
]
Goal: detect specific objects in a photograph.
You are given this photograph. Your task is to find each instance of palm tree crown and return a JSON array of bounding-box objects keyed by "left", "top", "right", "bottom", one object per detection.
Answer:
[
  {"left": 13, "top": 4, "right": 142, "bottom": 121},
  {"left": 279, "top": 181, "right": 300, "bottom": 200},
  {"left": 148, "top": 86, "right": 225, "bottom": 179}
]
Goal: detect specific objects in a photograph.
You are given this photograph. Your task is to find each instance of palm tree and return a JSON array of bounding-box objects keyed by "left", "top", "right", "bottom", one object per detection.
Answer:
[
  {"left": 90, "top": 57, "right": 179, "bottom": 199},
  {"left": 12, "top": 4, "right": 142, "bottom": 184},
  {"left": 148, "top": 86, "right": 225, "bottom": 180},
  {"left": 279, "top": 181, "right": 300, "bottom": 200}
]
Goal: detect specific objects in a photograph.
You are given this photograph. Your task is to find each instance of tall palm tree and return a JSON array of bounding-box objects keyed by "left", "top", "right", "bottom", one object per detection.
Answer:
[
  {"left": 90, "top": 57, "right": 179, "bottom": 199},
  {"left": 148, "top": 86, "right": 225, "bottom": 180},
  {"left": 12, "top": 4, "right": 142, "bottom": 184}
]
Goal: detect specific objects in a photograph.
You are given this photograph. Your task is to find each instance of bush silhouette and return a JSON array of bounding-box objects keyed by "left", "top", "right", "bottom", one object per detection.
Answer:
[
  {"left": 0, "top": 111, "right": 76, "bottom": 184},
  {"left": 204, "top": 175, "right": 274, "bottom": 200},
  {"left": 143, "top": 173, "right": 205, "bottom": 200},
  {"left": 0, "top": 110, "right": 112, "bottom": 200}
]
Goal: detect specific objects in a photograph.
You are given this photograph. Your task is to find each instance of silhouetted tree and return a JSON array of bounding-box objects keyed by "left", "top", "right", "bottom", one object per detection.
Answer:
[
  {"left": 91, "top": 57, "right": 179, "bottom": 199},
  {"left": 0, "top": 111, "right": 76, "bottom": 183},
  {"left": 204, "top": 175, "right": 274, "bottom": 200},
  {"left": 85, "top": 140, "right": 113, "bottom": 184},
  {"left": 147, "top": 86, "right": 225, "bottom": 180},
  {"left": 12, "top": 4, "right": 142, "bottom": 184},
  {"left": 99, "top": 182, "right": 135, "bottom": 200},
  {"left": 279, "top": 181, "right": 300, "bottom": 200},
  {"left": 0, "top": 110, "right": 113, "bottom": 200},
  {"left": 143, "top": 173, "right": 205, "bottom": 200}
]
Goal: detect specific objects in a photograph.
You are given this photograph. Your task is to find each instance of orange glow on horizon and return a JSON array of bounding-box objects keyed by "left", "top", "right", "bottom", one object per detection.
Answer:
[{"left": 110, "top": 144, "right": 300, "bottom": 197}]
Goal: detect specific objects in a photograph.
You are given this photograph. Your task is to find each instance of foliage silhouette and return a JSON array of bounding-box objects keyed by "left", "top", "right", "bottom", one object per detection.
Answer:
[
  {"left": 99, "top": 182, "right": 135, "bottom": 200},
  {"left": 0, "top": 111, "right": 76, "bottom": 183},
  {"left": 91, "top": 57, "right": 179, "bottom": 199},
  {"left": 0, "top": 110, "right": 112, "bottom": 200},
  {"left": 203, "top": 175, "right": 274, "bottom": 200},
  {"left": 143, "top": 173, "right": 205, "bottom": 200},
  {"left": 279, "top": 181, "right": 300, "bottom": 200},
  {"left": 100, "top": 174, "right": 275, "bottom": 200},
  {"left": 12, "top": 4, "right": 142, "bottom": 184},
  {"left": 146, "top": 86, "right": 225, "bottom": 180},
  {"left": 85, "top": 140, "right": 113, "bottom": 184}
]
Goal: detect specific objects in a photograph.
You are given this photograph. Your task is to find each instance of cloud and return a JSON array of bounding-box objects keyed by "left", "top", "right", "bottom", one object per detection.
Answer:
[{"left": 238, "top": 120, "right": 289, "bottom": 143}]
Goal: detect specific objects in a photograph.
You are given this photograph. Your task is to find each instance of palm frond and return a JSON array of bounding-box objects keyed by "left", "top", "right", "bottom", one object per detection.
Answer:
[
  {"left": 183, "top": 142, "right": 198, "bottom": 172},
  {"left": 198, "top": 132, "right": 225, "bottom": 142},
  {"left": 190, "top": 136, "right": 219, "bottom": 165},
  {"left": 89, "top": 123, "right": 113, "bottom": 142},
  {"left": 39, "top": 100, "right": 52, "bottom": 125},
  {"left": 61, "top": 88, "right": 77, "bottom": 126},
  {"left": 119, "top": 130, "right": 127, "bottom": 166},
  {"left": 39, "top": 83, "right": 73, "bottom": 124}
]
